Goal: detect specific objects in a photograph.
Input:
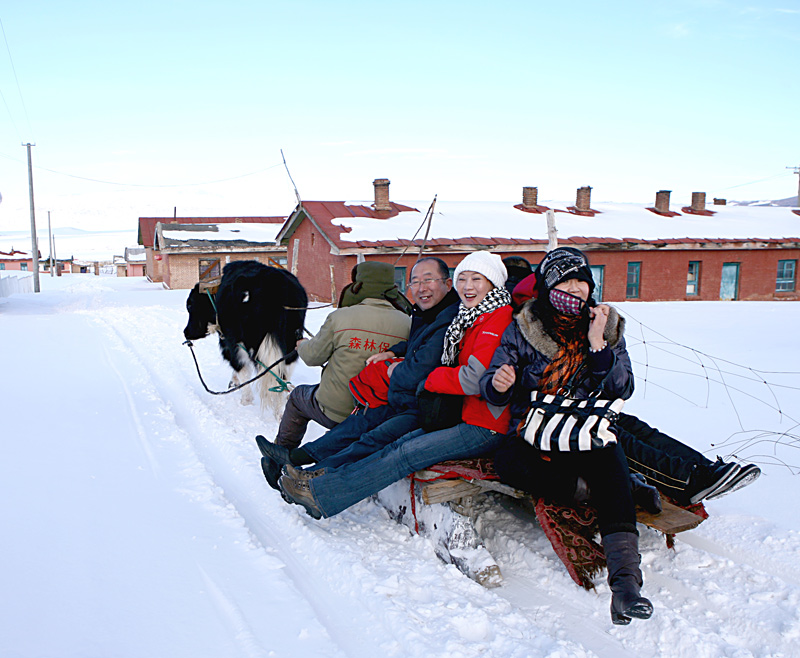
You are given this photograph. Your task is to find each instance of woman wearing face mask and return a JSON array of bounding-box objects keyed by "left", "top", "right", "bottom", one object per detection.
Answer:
[
  {"left": 480, "top": 246, "right": 652, "bottom": 626},
  {"left": 277, "top": 251, "right": 513, "bottom": 520}
]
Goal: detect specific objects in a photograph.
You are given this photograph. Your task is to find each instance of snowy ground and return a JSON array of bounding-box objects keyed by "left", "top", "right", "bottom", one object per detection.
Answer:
[{"left": 1, "top": 275, "right": 798, "bottom": 658}]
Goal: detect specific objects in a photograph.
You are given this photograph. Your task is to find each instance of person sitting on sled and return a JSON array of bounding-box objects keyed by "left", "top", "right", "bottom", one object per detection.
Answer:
[
  {"left": 274, "top": 251, "right": 513, "bottom": 523},
  {"left": 480, "top": 246, "right": 653, "bottom": 625},
  {"left": 257, "top": 257, "right": 462, "bottom": 483},
  {"left": 508, "top": 268, "right": 760, "bottom": 506},
  {"left": 269, "top": 261, "right": 411, "bottom": 454}
]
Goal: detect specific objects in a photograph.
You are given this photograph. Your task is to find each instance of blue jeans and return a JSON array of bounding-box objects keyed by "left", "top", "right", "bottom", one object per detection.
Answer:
[
  {"left": 301, "top": 405, "right": 395, "bottom": 463},
  {"left": 308, "top": 423, "right": 502, "bottom": 518},
  {"left": 314, "top": 410, "right": 420, "bottom": 470}
]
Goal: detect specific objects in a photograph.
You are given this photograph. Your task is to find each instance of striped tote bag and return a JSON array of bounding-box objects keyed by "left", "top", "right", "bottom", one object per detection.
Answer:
[{"left": 520, "top": 391, "right": 625, "bottom": 452}]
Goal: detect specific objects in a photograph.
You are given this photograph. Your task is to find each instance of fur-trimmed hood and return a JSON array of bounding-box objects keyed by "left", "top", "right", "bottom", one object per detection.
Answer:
[{"left": 514, "top": 300, "right": 626, "bottom": 360}]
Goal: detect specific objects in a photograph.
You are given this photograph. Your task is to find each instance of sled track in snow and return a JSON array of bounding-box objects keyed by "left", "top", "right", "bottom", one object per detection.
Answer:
[
  {"left": 91, "top": 307, "right": 587, "bottom": 657},
  {"left": 89, "top": 305, "right": 800, "bottom": 657},
  {"left": 91, "top": 309, "right": 418, "bottom": 656}
]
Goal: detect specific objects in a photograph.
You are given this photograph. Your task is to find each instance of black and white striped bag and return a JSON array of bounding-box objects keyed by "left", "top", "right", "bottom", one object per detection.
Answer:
[{"left": 520, "top": 391, "right": 625, "bottom": 452}]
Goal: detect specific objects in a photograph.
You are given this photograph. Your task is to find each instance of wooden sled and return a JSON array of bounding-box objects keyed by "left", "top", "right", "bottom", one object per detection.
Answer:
[{"left": 375, "top": 458, "right": 707, "bottom": 590}]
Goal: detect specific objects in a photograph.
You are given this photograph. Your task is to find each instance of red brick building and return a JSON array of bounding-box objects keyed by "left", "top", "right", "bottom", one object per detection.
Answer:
[{"left": 276, "top": 181, "right": 800, "bottom": 303}]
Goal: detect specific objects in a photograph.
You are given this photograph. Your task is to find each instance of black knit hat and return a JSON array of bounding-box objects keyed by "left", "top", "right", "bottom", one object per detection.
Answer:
[{"left": 535, "top": 247, "right": 595, "bottom": 297}]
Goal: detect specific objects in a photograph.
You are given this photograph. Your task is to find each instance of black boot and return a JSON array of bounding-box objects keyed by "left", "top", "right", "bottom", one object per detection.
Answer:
[
  {"left": 602, "top": 531, "right": 653, "bottom": 625},
  {"left": 261, "top": 457, "right": 282, "bottom": 491},
  {"left": 256, "top": 435, "right": 292, "bottom": 466},
  {"left": 630, "top": 473, "right": 662, "bottom": 514}
]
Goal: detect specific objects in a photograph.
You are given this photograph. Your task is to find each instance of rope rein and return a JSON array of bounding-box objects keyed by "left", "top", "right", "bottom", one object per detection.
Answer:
[{"left": 183, "top": 341, "right": 296, "bottom": 395}]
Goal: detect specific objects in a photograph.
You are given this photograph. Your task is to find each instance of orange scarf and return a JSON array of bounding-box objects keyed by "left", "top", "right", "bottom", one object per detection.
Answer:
[{"left": 538, "top": 313, "right": 588, "bottom": 395}]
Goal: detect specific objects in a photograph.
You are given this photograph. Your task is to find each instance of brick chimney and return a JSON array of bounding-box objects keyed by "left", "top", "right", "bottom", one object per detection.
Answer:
[
  {"left": 691, "top": 192, "right": 706, "bottom": 212},
  {"left": 522, "top": 186, "right": 539, "bottom": 209},
  {"left": 655, "top": 190, "right": 671, "bottom": 213},
  {"left": 373, "top": 178, "right": 391, "bottom": 212},
  {"left": 713, "top": 198, "right": 727, "bottom": 206},
  {"left": 576, "top": 186, "right": 592, "bottom": 212}
]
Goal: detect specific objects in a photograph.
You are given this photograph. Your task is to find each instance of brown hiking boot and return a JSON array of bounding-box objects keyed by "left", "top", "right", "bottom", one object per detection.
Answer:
[
  {"left": 278, "top": 475, "right": 322, "bottom": 519},
  {"left": 282, "top": 464, "right": 325, "bottom": 481}
]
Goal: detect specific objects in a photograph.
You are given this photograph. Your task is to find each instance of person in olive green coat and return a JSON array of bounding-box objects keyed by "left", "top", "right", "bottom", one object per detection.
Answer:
[{"left": 274, "top": 261, "right": 412, "bottom": 450}]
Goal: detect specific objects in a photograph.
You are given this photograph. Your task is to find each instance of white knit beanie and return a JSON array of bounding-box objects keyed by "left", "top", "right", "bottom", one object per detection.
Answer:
[{"left": 453, "top": 251, "right": 507, "bottom": 289}]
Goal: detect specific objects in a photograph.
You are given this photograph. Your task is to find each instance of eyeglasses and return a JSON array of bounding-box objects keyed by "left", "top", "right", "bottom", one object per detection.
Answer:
[{"left": 408, "top": 277, "right": 445, "bottom": 289}]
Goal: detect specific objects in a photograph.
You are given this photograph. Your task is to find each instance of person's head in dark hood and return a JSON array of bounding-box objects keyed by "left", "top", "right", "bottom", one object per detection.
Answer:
[
  {"left": 535, "top": 247, "right": 596, "bottom": 319},
  {"left": 338, "top": 261, "right": 412, "bottom": 314},
  {"left": 502, "top": 256, "right": 532, "bottom": 298}
]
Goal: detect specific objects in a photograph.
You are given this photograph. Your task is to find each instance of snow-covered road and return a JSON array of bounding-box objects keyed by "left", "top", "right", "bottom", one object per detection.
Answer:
[{"left": 2, "top": 275, "right": 798, "bottom": 657}]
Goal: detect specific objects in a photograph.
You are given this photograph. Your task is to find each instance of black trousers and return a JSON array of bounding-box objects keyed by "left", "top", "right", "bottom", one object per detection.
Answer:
[
  {"left": 616, "top": 412, "right": 711, "bottom": 503},
  {"left": 494, "top": 437, "right": 638, "bottom": 537}
]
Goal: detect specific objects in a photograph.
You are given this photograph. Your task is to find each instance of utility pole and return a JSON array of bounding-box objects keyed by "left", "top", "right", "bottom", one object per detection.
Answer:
[
  {"left": 24, "top": 143, "right": 40, "bottom": 292},
  {"left": 545, "top": 209, "right": 558, "bottom": 251},
  {"left": 47, "top": 210, "right": 54, "bottom": 277},
  {"left": 787, "top": 166, "right": 800, "bottom": 207}
]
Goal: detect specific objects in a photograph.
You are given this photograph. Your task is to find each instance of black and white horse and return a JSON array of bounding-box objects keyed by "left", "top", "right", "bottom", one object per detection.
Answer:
[{"left": 184, "top": 260, "right": 307, "bottom": 411}]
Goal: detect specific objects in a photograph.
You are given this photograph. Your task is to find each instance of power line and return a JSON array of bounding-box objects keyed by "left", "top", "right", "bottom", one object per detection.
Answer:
[
  {"left": 0, "top": 84, "right": 22, "bottom": 141},
  {"left": 786, "top": 165, "right": 800, "bottom": 206},
  {"left": 712, "top": 171, "right": 793, "bottom": 193},
  {"left": 33, "top": 161, "right": 284, "bottom": 187},
  {"left": 0, "top": 150, "right": 284, "bottom": 187},
  {"left": 0, "top": 17, "right": 34, "bottom": 141}
]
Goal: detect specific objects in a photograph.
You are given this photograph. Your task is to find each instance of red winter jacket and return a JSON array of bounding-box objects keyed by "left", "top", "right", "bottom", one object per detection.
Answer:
[{"left": 423, "top": 305, "right": 513, "bottom": 433}]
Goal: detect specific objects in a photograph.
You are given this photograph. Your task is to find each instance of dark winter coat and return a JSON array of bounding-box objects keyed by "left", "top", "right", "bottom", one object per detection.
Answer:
[
  {"left": 479, "top": 299, "right": 634, "bottom": 433},
  {"left": 385, "top": 288, "right": 461, "bottom": 411}
]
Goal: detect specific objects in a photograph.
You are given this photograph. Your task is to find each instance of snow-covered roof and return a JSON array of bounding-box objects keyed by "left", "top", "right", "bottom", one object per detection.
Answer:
[
  {"left": 158, "top": 222, "right": 284, "bottom": 247},
  {"left": 138, "top": 216, "right": 285, "bottom": 248},
  {"left": 124, "top": 247, "right": 146, "bottom": 262},
  {"left": 329, "top": 200, "right": 800, "bottom": 245}
]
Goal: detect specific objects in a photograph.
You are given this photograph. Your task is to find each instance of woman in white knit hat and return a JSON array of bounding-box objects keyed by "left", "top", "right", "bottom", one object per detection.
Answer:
[{"left": 277, "top": 251, "right": 515, "bottom": 520}]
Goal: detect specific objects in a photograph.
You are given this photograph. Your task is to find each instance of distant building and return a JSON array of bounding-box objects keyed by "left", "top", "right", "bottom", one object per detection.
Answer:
[
  {"left": 0, "top": 249, "right": 34, "bottom": 272},
  {"left": 115, "top": 247, "right": 146, "bottom": 277},
  {"left": 137, "top": 216, "right": 287, "bottom": 289}
]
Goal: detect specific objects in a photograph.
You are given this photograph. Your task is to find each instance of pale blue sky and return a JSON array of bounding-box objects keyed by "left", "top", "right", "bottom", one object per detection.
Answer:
[{"left": 1, "top": 1, "right": 798, "bottom": 230}]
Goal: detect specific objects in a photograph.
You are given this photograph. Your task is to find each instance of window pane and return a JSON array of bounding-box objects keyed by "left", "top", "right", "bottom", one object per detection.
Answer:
[
  {"left": 199, "top": 259, "right": 221, "bottom": 282},
  {"left": 626, "top": 262, "right": 640, "bottom": 299},
  {"left": 394, "top": 267, "right": 407, "bottom": 293},
  {"left": 776, "top": 259, "right": 796, "bottom": 292},
  {"left": 589, "top": 265, "right": 604, "bottom": 303},
  {"left": 687, "top": 261, "right": 700, "bottom": 295}
]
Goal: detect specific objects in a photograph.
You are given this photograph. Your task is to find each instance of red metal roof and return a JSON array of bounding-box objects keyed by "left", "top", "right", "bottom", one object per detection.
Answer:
[
  {"left": 138, "top": 216, "right": 285, "bottom": 248},
  {"left": 299, "top": 201, "right": 419, "bottom": 249}
]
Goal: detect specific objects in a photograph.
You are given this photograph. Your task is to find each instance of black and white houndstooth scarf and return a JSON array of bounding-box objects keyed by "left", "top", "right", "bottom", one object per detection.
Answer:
[{"left": 441, "top": 286, "right": 511, "bottom": 366}]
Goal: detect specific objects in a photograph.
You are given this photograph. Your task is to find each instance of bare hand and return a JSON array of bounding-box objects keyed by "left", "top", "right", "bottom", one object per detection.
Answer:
[
  {"left": 366, "top": 351, "right": 395, "bottom": 365},
  {"left": 387, "top": 361, "right": 399, "bottom": 377},
  {"left": 588, "top": 304, "right": 610, "bottom": 349},
  {"left": 492, "top": 363, "right": 516, "bottom": 393},
  {"left": 296, "top": 338, "right": 308, "bottom": 349}
]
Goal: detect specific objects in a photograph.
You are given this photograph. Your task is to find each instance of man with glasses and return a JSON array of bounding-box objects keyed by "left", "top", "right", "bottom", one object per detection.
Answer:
[{"left": 257, "top": 257, "right": 460, "bottom": 484}]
